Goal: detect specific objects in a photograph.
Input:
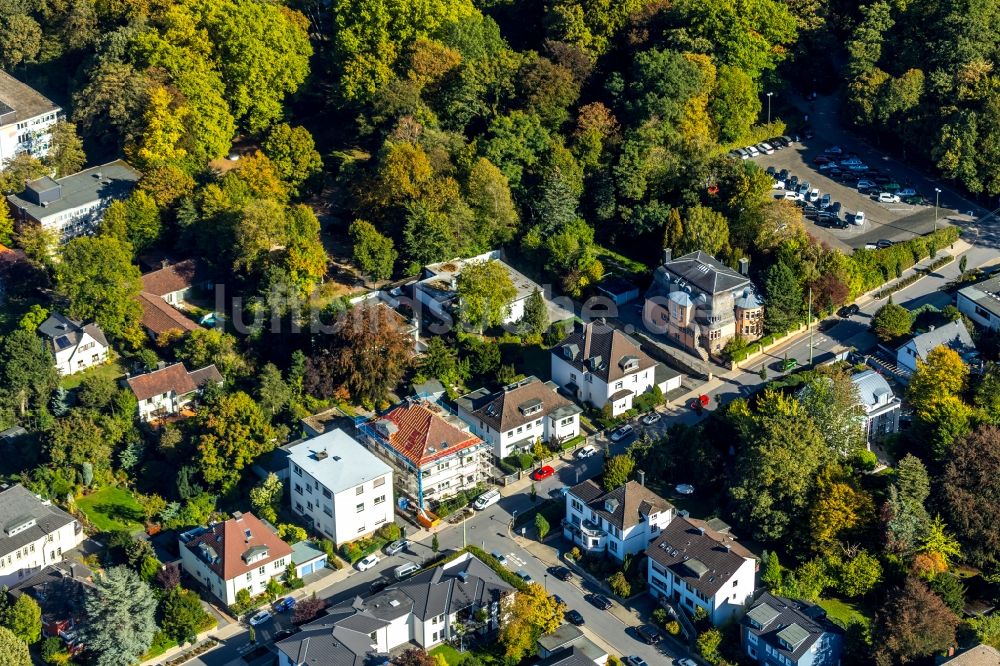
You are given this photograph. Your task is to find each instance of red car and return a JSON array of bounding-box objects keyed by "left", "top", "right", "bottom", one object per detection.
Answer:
[{"left": 531, "top": 466, "right": 555, "bottom": 481}]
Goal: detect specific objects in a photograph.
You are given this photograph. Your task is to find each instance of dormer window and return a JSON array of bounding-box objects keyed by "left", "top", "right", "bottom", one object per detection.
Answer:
[
  {"left": 620, "top": 355, "right": 640, "bottom": 372},
  {"left": 518, "top": 398, "right": 543, "bottom": 417}
]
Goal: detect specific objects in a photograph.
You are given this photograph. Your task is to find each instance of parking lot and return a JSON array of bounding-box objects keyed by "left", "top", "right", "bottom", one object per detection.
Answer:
[{"left": 745, "top": 141, "right": 958, "bottom": 250}]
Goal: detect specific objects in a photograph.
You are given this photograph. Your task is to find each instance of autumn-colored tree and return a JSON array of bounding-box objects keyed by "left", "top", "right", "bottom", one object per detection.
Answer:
[
  {"left": 809, "top": 465, "right": 875, "bottom": 548},
  {"left": 126, "top": 84, "right": 189, "bottom": 169},
  {"left": 907, "top": 346, "right": 968, "bottom": 412},
  {"left": 874, "top": 578, "right": 959, "bottom": 666},
  {"left": 602, "top": 454, "right": 635, "bottom": 491},
  {"left": 195, "top": 392, "right": 277, "bottom": 493},
  {"left": 499, "top": 583, "right": 564, "bottom": 662},
  {"left": 941, "top": 425, "right": 1000, "bottom": 569}
]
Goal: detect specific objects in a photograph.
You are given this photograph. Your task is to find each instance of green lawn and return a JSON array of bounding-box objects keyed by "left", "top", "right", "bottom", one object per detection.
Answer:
[
  {"left": 499, "top": 340, "right": 550, "bottom": 380},
  {"left": 77, "top": 486, "right": 145, "bottom": 533},
  {"left": 59, "top": 360, "right": 125, "bottom": 391},
  {"left": 429, "top": 644, "right": 465, "bottom": 665},
  {"left": 594, "top": 244, "right": 650, "bottom": 278},
  {"left": 818, "top": 596, "right": 873, "bottom": 630}
]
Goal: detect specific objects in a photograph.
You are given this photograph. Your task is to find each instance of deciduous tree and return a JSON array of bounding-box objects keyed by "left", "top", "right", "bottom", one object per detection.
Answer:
[
  {"left": 907, "top": 346, "right": 968, "bottom": 413},
  {"left": 798, "top": 367, "right": 867, "bottom": 456},
  {"left": 0, "top": 594, "right": 41, "bottom": 644},
  {"left": 0, "top": 626, "right": 29, "bottom": 666},
  {"left": 870, "top": 300, "right": 912, "bottom": 342},
  {"left": 349, "top": 219, "right": 397, "bottom": 281},
  {"left": 161, "top": 587, "right": 209, "bottom": 645},
  {"left": 195, "top": 392, "right": 276, "bottom": 493},
  {"left": 499, "top": 584, "right": 563, "bottom": 662},
  {"left": 262, "top": 123, "right": 323, "bottom": 193},
  {"left": 456, "top": 260, "right": 518, "bottom": 331},
  {"left": 602, "top": 454, "right": 635, "bottom": 491},
  {"left": 874, "top": 578, "right": 959, "bottom": 666},
  {"left": 520, "top": 288, "right": 548, "bottom": 337},
  {"left": 763, "top": 260, "right": 802, "bottom": 333},
  {"left": 941, "top": 426, "right": 1000, "bottom": 569},
  {"left": 44, "top": 122, "right": 86, "bottom": 177},
  {"left": 249, "top": 473, "right": 283, "bottom": 524}
]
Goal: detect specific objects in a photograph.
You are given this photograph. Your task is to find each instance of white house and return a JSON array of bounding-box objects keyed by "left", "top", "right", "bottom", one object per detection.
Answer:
[
  {"left": 7, "top": 160, "right": 141, "bottom": 240},
  {"left": 415, "top": 250, "right": 547, "bottom": 326},
  {"left": 0, "top": 484, "right": 85, "bottom": 587},
  {"left": 646, "top": 517, "right": 758, "bottom": 626},
  {"left": 287, "top": 429, "right": 395, "bottom": 546},
  {"left": 0, "top": 71, "right": 60, "bottom": 161},
  {"left": 37, "top": 312, "right": 110, "bottom": 376},
  {"left": 178, "top": 511, "right": 293, "bottom": 606},
  {"left": 456, "top": 376, "right": 582, "bottom": 460},
  {"left": 126, "top": 362, "right": 223, "bottom": 422},
  {"left": 563, "top": 479, "right": 675, "bottom": 562},
  {"left": 957, "top": 274, "right": 1000, "bottom": 331},
  {"left": 276, "top": 552, "right": 513, "bottom": 666},
  {"left": 551, "top": 320, "right": 682, "bottom": 416},
  {"left": 851, "top": 370, "right": 901, "bottom": 444},
  {"left": 359, "top": 400, "right": 489, "bottom": 510},
  {"left": 895, "top": 320, "right": 977, "bottom": 374}
]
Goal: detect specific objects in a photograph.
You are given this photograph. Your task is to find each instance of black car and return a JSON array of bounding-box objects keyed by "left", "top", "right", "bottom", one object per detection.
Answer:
[
  {"left": 765, "top": 165, "right": 776, "bottom": 176},
  {"left": 566, "top": 609, "right": 585, "bottom": 625},
  {"left": 788, "top": 175, "right": 799, "bottom": 189},
  {"left": 636, "top": 624, "right": 662, "bottom": 644},
  {"left": 839, "top": 304, "right": 860, "bottom": 318},
  {"left": 778, "top": 168, "right": 789, "bottom": 180},
  {"left": 549, "top": 566, "right": 572, "bottom": 582},
  {"left": 588, "top": 594, "right": 614, "bottom": 610}
]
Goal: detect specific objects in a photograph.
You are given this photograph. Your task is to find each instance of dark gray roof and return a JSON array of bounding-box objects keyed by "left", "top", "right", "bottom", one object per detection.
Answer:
[
  {"left": 0, "top": 426, "right": 28, "bottom": 441},
  {"left": 8, "top": 160, "right": 141, "bottom": 222},
  {"left": 458, "top": 376, "right": 581, "bottom": 432},
  {"left": 958, "top": 274, "right": 1000, "bottom": 319},
  {"left": 568, "top": 479, "right": 674, "bottom": 531},
  {"left": 535, "top": 646, "right": 598, "bottom": 666},
  {"left": 276, "top": 611, "right": 385, "bottom": 666},
  {"left": 394, "top": 554, "right": 513, "bottom": 621},
  {"left": 537, "top": 624, "right": 584, "bottom": 651},
  {"left": 0, "top": 485, "right": 77, "bottom": 559},
  {"left": 554, "top": 321, "right": 657, "bottom": 384},
  {"left": 37, "top": 312, "right": 109, "bottom": 351},
  {"left": 744, "top": 592, "right": 843, "bottom": 663},
  {"left": 0, "top": 71, "right": 59, "bottom": 124},
  {"left": 597, "top": 277, "right": 639, "bottom": 297},
  {"left": 646, "top": 517, "right": 755, "bottom": 598},
  {"left": 898, "top": 320, "right": 976, "bottom": 361},
  {"left": 653, "top": 251, "right": 749, "bottom": 296}
]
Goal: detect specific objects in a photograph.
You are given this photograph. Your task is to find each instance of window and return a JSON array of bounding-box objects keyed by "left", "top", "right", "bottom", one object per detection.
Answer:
[
  {"left": 516, "top": 426, "right": 523, "bottom": 434},
  {"left": 295, "top": 503, "right": 303, "bottom": 512},
  {"left": 571, "top": 499, "right": 583, "bottom": 511},
  {"left": 374, "top": 495, "right": 385, "bottom": 505},
  {"left": 375, "top": 516, "right": 386, "bottom": 525},
  {"left": 370, "top": 632, "right": 377, "bottom": 641},
  {"left": 733, "top": 580, "right": 738, "bottom": 587},
  {"left": 324, "top": 506, "right": 333, "bottom": 517},
  {"left": 615, "top": 381, "right": 623, "bottom": 390},
  {"left": 356, "top": 485, "right": 364, "bottom": 495},
  {"left": 358, "top": 525, "right": 366, "bottom": 533},
  {"left": 258, "top": 566, "right": 265, "bottom": 575},
  {"left": 609, "top": 542, "right": 618, "bottom": 553},
  {"left": 561, "top": 417, "right": 574, "bottom": 426},
  {"left": 322, "top": 488, "right": 332, "bottom": 499},
  {"left": 293, "top": 465, "right": 302, "bottom": 476},
  {"left": 435, "top": 614, "right": 444, "bottom": 624},
  {"left": 374, "top": 476, "right": 385, "bottom": 487},
  {"left": 356, "top": 503, "right": 365, "bottom": 513},
  {"left": 274, "top": 559, "right": 285, "bottom": 568},
  {"left": 570, "top": 373, "right": 576, "bottom": 382},
  {"left": 307, "top": 501, "right": 313, "bottom": 511},
  {"left": 294, "top": 484, "right": 303, "bottom": 495},
  {"left": 246, "top": 573, "right": 252, "bottom": 581}
]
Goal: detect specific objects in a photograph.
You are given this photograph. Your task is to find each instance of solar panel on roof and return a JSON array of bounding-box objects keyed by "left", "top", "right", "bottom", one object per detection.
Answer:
[{"left": 55, "top": 335, "right": 72, "bottom": 350}]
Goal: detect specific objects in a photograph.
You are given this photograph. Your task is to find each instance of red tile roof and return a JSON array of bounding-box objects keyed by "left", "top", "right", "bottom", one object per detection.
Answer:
[
  {"left": 127, "top": 362, "right": 221, "bottom": 401},
  {"left": 138, "top": 292, "right": 204, "bottom": 336},
  {"left": 141, "top": 259, "right": 204, "bottom": 297},
  {"left": 378, "top": 402, "right": 482, "bottom": 468},
  {"left": 185, "top": 512, "right": 292, "bottom": 580}
]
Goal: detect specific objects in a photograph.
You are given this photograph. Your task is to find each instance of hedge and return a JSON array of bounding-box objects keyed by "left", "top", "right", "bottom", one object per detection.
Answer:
[
  {"left": 434, "top": 483, "right": 487, "bottom": 518},
  {"left": 873, "top": 254, "right": 953, "bottom": 299},
  {"left": 339, "top": 523, "right": 402, "bottom": 563}
]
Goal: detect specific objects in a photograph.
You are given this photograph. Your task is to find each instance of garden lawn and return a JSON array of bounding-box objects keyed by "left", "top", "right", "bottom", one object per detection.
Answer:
[
  {"left": 818, "top": 596, "right": 873, "bottom": 629},
  {"left": 429, "top": 643, "right": 465, "bottom": 665},
  {"left": 59, "top": 360, "right": 125, "bottom": 391},
  {"left": 77, "top": 486, "right": 145, "bottom": 533}
]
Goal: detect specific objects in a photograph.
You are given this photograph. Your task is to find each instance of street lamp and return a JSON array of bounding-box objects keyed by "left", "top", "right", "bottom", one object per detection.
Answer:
[
  {"left": 935, "top": 188, "right": 942, "bottom": 232},
  {"left": 544, "top": 574, "right": 549, "bottom": 592},
  {"left": 766, "top": 92, "right": 773, "bottom": 125}
]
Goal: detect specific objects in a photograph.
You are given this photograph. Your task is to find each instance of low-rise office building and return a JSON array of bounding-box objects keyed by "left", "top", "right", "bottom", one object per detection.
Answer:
[{"left": 0, "top": 71, "right": 60, "bottom": 161}]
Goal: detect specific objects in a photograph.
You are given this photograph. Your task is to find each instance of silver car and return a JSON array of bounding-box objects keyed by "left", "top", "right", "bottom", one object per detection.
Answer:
[{"left": 384, "top": 539, "right": 409, "bottom": 556}]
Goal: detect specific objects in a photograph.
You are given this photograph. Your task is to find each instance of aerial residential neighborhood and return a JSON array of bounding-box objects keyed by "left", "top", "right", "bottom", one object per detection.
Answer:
[{"left": 2, "top": 1, "right": 1000, "bottom": 666}]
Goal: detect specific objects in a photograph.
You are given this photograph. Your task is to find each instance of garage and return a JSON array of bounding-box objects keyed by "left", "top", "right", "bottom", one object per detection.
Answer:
[{"left": 291, "top": 541, "right": 328, "bottom": 579}]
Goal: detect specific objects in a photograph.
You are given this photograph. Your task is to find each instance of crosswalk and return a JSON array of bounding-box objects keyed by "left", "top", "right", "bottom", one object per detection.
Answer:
[{"left": 506, "top": 553, "right": 525, "bottom": 568}]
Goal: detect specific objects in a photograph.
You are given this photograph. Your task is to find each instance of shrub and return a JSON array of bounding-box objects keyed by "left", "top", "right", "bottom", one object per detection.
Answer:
[
  {"left": 516, "top": 453, "right": 534, "bottom": 470},
  {"left": 376, "top": 523, "right": 401, "bottom": 541},
  {"left": 535, "top": 513, "right": 550, "bottom": 539},
  {"left": 666, "top": 620, "right": 681, "bottom": 636},
  {"left": 567, "top": 547, "right": 582, "bottom": 562},
  {"left": 608, "top": 571, "right": 631, "bottom": 598},
  {"left": 41, "top": 637, "right": 67, "bottom": 665},
  {"left": 851, "top": 449, "right": 879, "bottom": 472},
  {"left": 235, "top": 588, "right": 251, "bottom": 608},
  {"left": 278, "top": 523, "right": 307, "bottom": 544}
]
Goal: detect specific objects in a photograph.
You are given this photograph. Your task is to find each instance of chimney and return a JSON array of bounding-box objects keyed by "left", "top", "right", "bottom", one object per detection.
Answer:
[
  {"left": 738, "top": 257, "right": 750, "bottom": 276},
  {"left": 663, "top": 248, "right": 672, "bottom": 264},
  {"left": 929, "top": 324, "right": 936, "bottom": 332},
  {"left": 637, "top": 470, "right": 646, "bottom": 486},
  {"left": 697, "top": 526, "right": 705, "bottom": 535},
  {"left": 233, "top": 511, "right": 243, "bottom": 521}
]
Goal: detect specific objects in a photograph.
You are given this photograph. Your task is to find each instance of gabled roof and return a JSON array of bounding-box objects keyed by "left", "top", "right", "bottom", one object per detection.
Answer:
[
  {"left": 373, "top": 401, "right": 483, "bottom": 468},
  {"left": 553, "top": 321, "right": 657, "bottom": 384},
  {"left": 656, "top": 251, "right": 750, "bottom": 296},
  {"left": 138, "top": 292, "right": 204, "bottom": 336},
  {"left": 141, "top": 259, "right": 206, "bottom": 297},
  {"left": 0, "top": 485, "right": 77, "bottom": 559},
  {"left": 744, "top": 592, "right": 843, "bottom": 662},
  {"left": 456, "top": 376, "right": 580, "bottom": 433},
  {"left": 646, "top": 517, "right": 756, "bottom": 599},
  {"left": 568, "top": 479, "right": 674, "bottom": 531},
  {"left": 0, "top": 71, "right": 59, "bottom": 124},
  {"left": 898, "top": 320, "right": 976, "bottom": 361},
  {"left": 126, "top": 362, "right": 221, "bottom": 401},
  {"left": 181, "top": 512, "right": 292, "bottom": 581},
  {"left": 287, "top": 430, "right": 392, "bottom": 495},
  {"left": 37, "top": 312, "right": 108, "bottom": 351}
]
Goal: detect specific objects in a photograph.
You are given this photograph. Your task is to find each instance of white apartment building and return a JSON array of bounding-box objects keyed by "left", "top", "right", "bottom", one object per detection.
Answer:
[
  {"left": 0, "top": 484, "right": 84, "bottom": 587},
  {"left": 178, "top": 511, "right": 292, "bottom": 606},
  {"left": 563, "top": 479, "right": 675, "bottom": 562},
  {"left": 287, "top": 429, "right": 395, "bottom": 546},
  {"left": 456, "top": 376, "right": 582, "bottom": 459},
  {"left": 551, "top": 320, "right": 682, "bottom": 416},
  {"left": 7, "top": 160, "right": 141, "bottom": 239},
  {"left": 276, "top": 553, "right": 513, "bottom": 666},
  {"left": 646, "top": 517, "right": 758, "bottom": 626},
  {"left": 126, "top": 362, "right": 223, "bottom": 422},
  {"left": 360, "top": 400, "right": 488, "bottom": 510},
  {"left": 37, "top": 312, "right": 110, "bottom": 376},
  {"left": 0, "top": 71, "right": 60, "bottom": 161}
]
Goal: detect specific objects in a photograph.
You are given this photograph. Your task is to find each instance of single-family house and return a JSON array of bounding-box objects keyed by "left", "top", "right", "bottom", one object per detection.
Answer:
[
  {"left": 895, "top": 320, "right": 977, "bottom": 374},
  {"left": 742, "top": 592, "right": 844, "bottom": 666},
  {"left": 537, "top": 624, "right": 609, "bottom": 664},
  {"left": 551, "top": 320, "right": 682, "bottom": 416},
  {"left": 138, "top": 259, "right": 209, "bottom": 338},
  {"left": 7, "top": 160, "right": 141, "bottom": 240},
  {"left": 276, "top": 552, "right": 513, "bottom": 666},
  {"left": 851, "top": 370, "right": 901, "bottom": 443},
  {"left": 178, "top": 511, "right": 293, "bottom": 606},
  {"left": 359, "top": 400, "right": 489, "bottom": 510},
  {"left": 647, "top": 516, "right": 758, "bottom": 626},
  {"left": 415, "top": 250, "right": 549, "bottom": 326},
  {"left": 0, "top": 484, "right": 85, "bottom": 587},
  {"left": 564, "top": 479, "right": 675, "bottom": 562},
  {"left": 456, "top": 376, "right": 582, "bottom": 460},
  {"left": 644, "top": 249, "right": 764, "bottom": 358},
  {"left": 941, "top": 645, "right": 1000, "bottom": 665},
  {"left": 957, "top": 275, "right": 1000, "bottom": 331},
  {"left": 0, "top": 71, "right": 61, "bottom": 161},
  {"left": 7, "top": 560, "right": 92, "bottom": 646},
  {"left": 287, "top": 429, "right": 395, "bottom": 546},
  {"left": 37, "top": 312, "right": 110, "bottom": 376},
  {"left": 126, "top": 362, "right": 223, "bottom": 422}
]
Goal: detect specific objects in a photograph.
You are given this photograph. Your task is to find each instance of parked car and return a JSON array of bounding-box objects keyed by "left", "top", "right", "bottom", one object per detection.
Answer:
[
  {"left": 248, "top": 610, "right": 272, "bottom": 626},
  {"left": 516, "top": 570, "right": 534, "bottom": 584},
  {"left": 490, "top": 551, "right": 508, "bottom": 566},
  {"left": 566, "top": 609, "right": 585, "bottom": 625},
  {"left": 787, "top": 175, "right": 799, "bottom": 189},
  {"left": 898, "top": 187, "right": 917, "bottom": 197},
  {"left": 549, "top": 566, "right": 572, "bottom": 582},
  {"left": 273, "top": 596, "right": 296, "bottom": 613},
  {"left": 637, "top": 624, "right": 662, "bottom": 644},
  {"left": 840, "top": 157, "right": 863, "bottom": 166},
  {"left": 675, "top": 660, "right": 699, "bottom": 666},
  {"left": 781, "top": 358, "right": 798, "bottom": 372},
  {"left": 853, "top": 211, "right": 865, "bottom": 225},
  {"left": 588, "top": 594, "right": 613, "bottom": 610},
  {"left": 831, "top": 202, "right": 843, "bottom": 215},
  {"left": 839, "top": 304, "right": 860, "bottom": 318},
  {"left": 824, "top": 145, "right": 843, "bottom": 154},
  {"left": 772, "top": 179, "right": 785, "bottom": 189},
  {"left": 904, "top": 194, "right": 930, "bottom": 205},
  {"left": 819, "top": 193, "right": 832, "bottom": 208},
  {"left": 857, "top": 179, "right": 876, "bottom": 190},
  {"left": 746, "top": 145, "right": 760, "bottom": 157},
  {"left": 640, "top": 412, "right": 661, "bottom": 425},
  {"left": 357, "top": 554, "right": 380, "bottom": 572},
  {"left": 883, "top": 182, "right": 902, "bottom": 192},
  {"left": 625, "top": 657, "right": 649, "bottom": 666},
  {"left": 877, "top": 239, "right": 894, "bottom": 248},
  {"left": 575, "top": 445, "right": 598, "bottom": 459},
  {"left": 531, "top": 465, "right": 555, "bottom": 481},
  {"left": 765, "top": 165, "right": 776, "bottom": 176},
  {"left": 847, "top": 163, "right": 869, "bottom": 171},
  {"left": 778, "top": 168, "right": 789, "bottom": 180},
  {"left": 756, "top": 142, "right": 775, "bottom": 155},
  {"left": 610, "top": 425, "right": 634, "bottom": 442},
  {"left": 384, "top": 539, "right": 410, "bottom": 556},
  {"left": 798, "top": 181, "right": 811, "bottom": 194},
  {"left": 878, "top": 192, "right": 901, "bottom": 203},
  {"left": 394, "top": 562, "right": 420, "bottom": 580},
  {"left": 473, "top": 489, "right": 501, "bottom": 510},
  {"left": 783, "top": 191, "right": 799, "bottom": 200},
  {"left": 728, "top": 149, "right": 744, "bottom": 159},
  {"left": 807, "top": 188, "right": 820, "bottom": 203},
  {"left": 675, "top": 483, "right": 695, "bottom": 495}
]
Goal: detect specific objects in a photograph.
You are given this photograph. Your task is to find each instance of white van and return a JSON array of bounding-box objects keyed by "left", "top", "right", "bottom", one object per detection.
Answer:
[
  {"left": 473, "top": 489, "right": 501, "bottom": 510},
  {"left": 394, "top": 562, "right": 419, "bottom": 580}
]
